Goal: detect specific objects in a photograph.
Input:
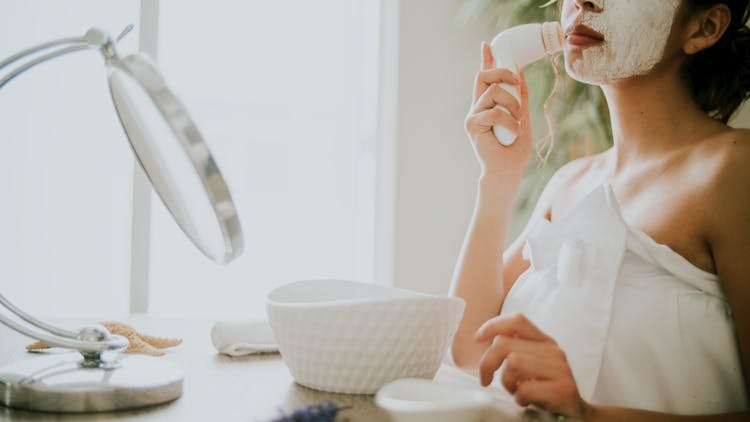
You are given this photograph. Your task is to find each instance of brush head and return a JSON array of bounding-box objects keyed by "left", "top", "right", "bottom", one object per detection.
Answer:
[{"left": 541, "top": 21, "right": 564, "bottom": 55}]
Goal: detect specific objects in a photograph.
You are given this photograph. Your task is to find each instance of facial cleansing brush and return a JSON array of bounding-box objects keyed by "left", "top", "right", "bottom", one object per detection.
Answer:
[{"left": 490, "top": 21, "right": 563, "bottom": 146}]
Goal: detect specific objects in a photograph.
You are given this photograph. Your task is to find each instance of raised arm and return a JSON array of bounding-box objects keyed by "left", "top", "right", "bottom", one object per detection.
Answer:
[
  {"left": 449, "top": 41, "right": 555, "bottom": 370},
  {"left": 449, "top": 156, "right": 569, "bottom": 371}
]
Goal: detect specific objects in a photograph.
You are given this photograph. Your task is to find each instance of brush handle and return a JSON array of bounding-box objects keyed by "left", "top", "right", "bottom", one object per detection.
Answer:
[
  {"left": 491, "top": 80, "right": 522, "bottom": 146},
  {"left": 490, "top": 22, "right": 563, "bottom": 146}
]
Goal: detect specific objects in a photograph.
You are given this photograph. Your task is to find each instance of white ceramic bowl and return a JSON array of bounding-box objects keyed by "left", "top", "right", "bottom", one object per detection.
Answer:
[{"left": 266, "top": 279, "right": 465, "bottom": 394}]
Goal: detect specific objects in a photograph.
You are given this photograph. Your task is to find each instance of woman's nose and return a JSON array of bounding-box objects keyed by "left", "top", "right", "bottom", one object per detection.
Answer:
[{"left": 574, "top": 0, "right": 603, "bottom": 13}]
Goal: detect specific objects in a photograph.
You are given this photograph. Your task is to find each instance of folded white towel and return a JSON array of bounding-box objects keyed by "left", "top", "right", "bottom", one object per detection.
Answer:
[{"left": 210, "top": 319, "right": 279, "bottom": 356}]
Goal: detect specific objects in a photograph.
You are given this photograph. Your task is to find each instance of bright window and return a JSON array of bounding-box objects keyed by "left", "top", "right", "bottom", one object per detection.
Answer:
[
  {"left": 0, "top": 1, "right": 140, "bottom": 318},
  {"left": 0, "top": 0, "right": 381, "bottom": 321},
  {"left": 147, "top": 0, "right": 381, "bottom": 318}
]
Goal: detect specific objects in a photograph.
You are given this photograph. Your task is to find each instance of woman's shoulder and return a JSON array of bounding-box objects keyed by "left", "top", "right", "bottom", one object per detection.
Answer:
[
  {"left": 694, "top": 127, "right": 750, "bottom": 185},
  {"left": 701, "top": 126, "right": 750, "bottom": 150},
  {"left": 549, "top": 150, "right": 613, "bottom": 199},
  {"left": 541, "top": 152, "right": 610, "bottom": 221},
  {"left": 692, "top": 127, "right": 750, "bottom": 235},
  {"left": 549, "top": 152, "right": 608, "bottom": 189}
]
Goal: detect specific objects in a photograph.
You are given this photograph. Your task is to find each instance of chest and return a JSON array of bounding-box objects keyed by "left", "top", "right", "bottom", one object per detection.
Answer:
[{"left": 550, "top": 180, "right": 715, "bottom": 275}]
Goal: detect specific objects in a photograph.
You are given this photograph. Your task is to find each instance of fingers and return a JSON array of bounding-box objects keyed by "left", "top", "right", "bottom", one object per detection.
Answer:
[
  {"left": 472, "top": 83, "right": 522, "bottom": 118},
  {"left": 477, "top": 340, "right": 583, "bottom": 417},
  {"left": 473, "top": 67, "right": 521, "bottom": 103},
  {"left": 470, "top": 313, "right": 585, "bottom": 418},
  {"left": 514, "top": 380, "right": 558, "bottom": 409},
  {"left": 519, "top": 70, "right": 529, "bottom": 109},
  {"left": 464, "top": 107, "right": 519, "bottom": 139},
  {"left": 514, "top": 379, "right": 583, "bottom": 417},
  {"left": 481, "top": 41, "right": 494, "bottom": 70},
  {"left": 475, "top": 313, "right": 555, "bottom": 343},
  {"left": 466, "top": 79, "right": 523, "bottom": 138},
  {"left": 477, "top": 336, "right": 557, "bottom": 387},
  {"left": 500, "top": 352, "right": 564, "bottom": 393}
]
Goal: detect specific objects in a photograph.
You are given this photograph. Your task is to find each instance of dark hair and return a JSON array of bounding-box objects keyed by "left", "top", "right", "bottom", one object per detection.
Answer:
[{"left": 683, "top": 0, "right": 750, "bottom": 123}]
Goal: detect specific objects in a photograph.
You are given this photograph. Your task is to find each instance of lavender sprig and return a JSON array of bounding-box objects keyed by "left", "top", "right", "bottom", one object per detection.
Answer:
[{"left": 269, "top": 402, "right": 349, "bottom": 422}]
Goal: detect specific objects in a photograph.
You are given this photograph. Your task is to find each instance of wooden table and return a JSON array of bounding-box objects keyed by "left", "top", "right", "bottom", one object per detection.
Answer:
[{"left": 0, "top": 316, "right": 562, "bottom": 421}]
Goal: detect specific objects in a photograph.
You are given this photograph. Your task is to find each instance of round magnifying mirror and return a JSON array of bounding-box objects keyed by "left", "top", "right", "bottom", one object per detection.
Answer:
[
  {"left": 107, "top": 54, "right": 243, "bottom": 264},
  {"left": 0, "top": 28, "right": 245, "bottom": 414}
]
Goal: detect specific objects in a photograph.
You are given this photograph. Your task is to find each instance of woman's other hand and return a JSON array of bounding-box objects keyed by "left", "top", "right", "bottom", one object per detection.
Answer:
[
  {"left": 474, "top": 313, "right": 591, "bottom": 419},
  {"left": 464, "top": 42, "right": 533, "bottom": 183}
]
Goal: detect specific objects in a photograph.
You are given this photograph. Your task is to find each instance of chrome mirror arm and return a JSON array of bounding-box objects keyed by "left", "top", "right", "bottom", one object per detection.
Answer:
[
  {"left": 0, "top": 26, "right": 135, "bottom": 361},
  {"left": 0, "top": 26, "right": 134, "bottom": 91},
  {"left": 0, "top": 305, "right": 127, "bottom": 354},
  {"left": 0, "top": 293, "right": 77, "bottom": 339},
  {"left": 0, "top": 36, "right": 87, "bottom": 72},
  {"left": 0, "top": 292, "right": 129, "bottom": 368},
  {"left": 0, "top": 44, "right": 92, "bottom": 90}
]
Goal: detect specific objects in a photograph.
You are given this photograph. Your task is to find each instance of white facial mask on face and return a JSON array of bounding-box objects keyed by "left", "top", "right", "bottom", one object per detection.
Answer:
[{"left": 564, "top": 0, "right": 680, "bottom": 84}]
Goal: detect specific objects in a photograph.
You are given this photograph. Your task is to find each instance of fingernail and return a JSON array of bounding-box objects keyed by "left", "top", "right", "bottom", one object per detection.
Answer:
[{"left": 512, "top": 73, "right": 522, "bottom": 83}]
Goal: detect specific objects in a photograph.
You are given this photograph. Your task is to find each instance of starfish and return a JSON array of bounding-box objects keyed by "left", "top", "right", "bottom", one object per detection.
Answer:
[{"left": 26, "top": 322, "right": 182, "bottom": 356}]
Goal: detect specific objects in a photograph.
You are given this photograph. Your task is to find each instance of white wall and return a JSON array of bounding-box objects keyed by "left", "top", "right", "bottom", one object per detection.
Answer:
[
  {"left": 391, "top": 0, "right": 494, "bottom": 295},
  {"left": 731, "top": 101, "right": 750, "bottom": 129}
]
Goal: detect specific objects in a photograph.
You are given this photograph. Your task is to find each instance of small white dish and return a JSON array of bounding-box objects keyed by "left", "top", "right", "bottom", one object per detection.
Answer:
[{"left": 375, "top": 378, "right": 492, "bottom": 422}]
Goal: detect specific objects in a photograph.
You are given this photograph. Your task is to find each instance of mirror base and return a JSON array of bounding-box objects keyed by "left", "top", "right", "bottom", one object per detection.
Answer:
[{"left": 0, "top": 352, "right": 182, "bottom": 413}]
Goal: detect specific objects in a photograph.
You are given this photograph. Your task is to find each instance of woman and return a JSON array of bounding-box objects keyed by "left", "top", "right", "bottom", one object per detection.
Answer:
[{"left": 450, "top": 0, "right": 750, "bottom": 420}]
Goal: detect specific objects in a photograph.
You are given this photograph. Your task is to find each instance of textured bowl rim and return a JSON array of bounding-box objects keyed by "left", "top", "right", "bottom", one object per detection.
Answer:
[{"left": 266, "top": 279, "right": 465, "bottom": 309}]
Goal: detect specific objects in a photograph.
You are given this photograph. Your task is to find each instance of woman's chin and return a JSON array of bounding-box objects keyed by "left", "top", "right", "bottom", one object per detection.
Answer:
[{"left": 563, "top": 61, "right": 606, "bottom": 86}]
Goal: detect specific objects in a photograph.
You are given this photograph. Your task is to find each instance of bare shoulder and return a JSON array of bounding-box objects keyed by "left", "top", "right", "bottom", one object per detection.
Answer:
[
  {"left": 717, "top": 127, "right": 750, "bottom": 164},
  {"left": 547, "top": 152, "right": 607, "bottom": 192},
  {"left": 696, "top": 128, "right": 750, "bottom": 237},
  {"left": 530, "top": 151, "right": 609, "bottom": 222},
  {"left": 698, "top": 128, "right": 750, "bottom": 188}
]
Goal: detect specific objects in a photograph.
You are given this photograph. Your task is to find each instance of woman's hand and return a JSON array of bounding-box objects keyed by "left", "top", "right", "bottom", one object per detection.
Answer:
[
  {"left": 465, "top": 42, "right": 534, "bottom": 182},
  {"left": 474, "top": 313, "right": 592, "bottom": 419}
]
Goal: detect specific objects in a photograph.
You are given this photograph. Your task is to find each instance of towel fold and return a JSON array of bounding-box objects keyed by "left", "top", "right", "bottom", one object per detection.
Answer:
[{"left": 210, "top": 319, "right": 279, "bottom": 356}]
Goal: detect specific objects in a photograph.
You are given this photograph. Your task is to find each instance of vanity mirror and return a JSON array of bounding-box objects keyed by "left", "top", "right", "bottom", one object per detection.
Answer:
[{"left": 0, "top": 25, "right": 243, "bottom": 412}]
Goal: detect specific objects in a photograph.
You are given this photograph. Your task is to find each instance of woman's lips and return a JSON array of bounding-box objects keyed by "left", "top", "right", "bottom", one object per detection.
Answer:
[{"left": 565, "top": 25, "right": 605, "bottom": 47}]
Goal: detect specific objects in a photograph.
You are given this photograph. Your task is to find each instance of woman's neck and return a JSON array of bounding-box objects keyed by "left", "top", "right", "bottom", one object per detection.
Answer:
[{"left": 600, "top": 65, "right": 726, "bottom": 174}]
